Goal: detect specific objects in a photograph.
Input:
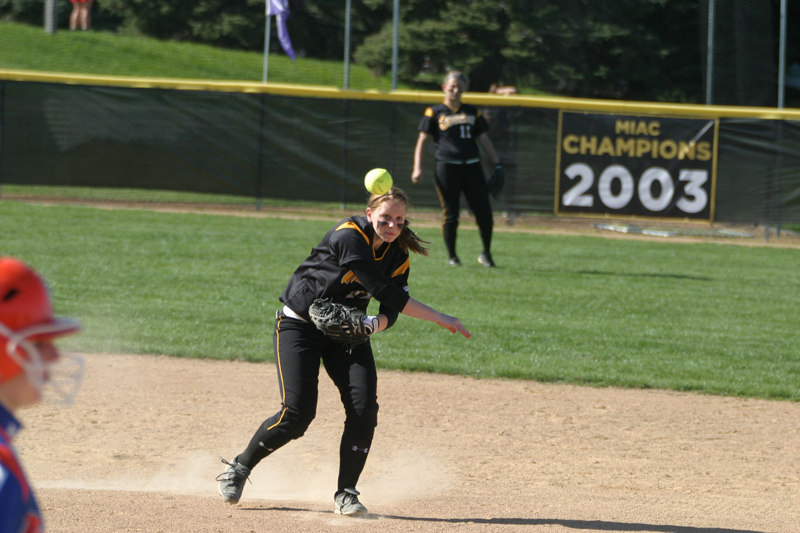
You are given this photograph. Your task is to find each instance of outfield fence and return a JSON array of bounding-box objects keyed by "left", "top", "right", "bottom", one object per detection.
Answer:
[{"left": 2, "top": 70, "right": 800, "bottom": 225}]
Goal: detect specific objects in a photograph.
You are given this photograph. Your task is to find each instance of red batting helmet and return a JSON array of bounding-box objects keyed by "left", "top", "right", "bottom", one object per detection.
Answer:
[{"left": 0, "top": 257, "right": 81, "bottom": 386}]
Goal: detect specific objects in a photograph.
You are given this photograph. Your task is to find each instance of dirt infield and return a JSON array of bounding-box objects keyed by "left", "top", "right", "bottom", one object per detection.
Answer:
[{"left": 16, "top": 353, "right": 800, "bottom": 533}]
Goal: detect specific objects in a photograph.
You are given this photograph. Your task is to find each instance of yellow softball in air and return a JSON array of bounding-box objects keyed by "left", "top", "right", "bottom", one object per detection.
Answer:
[{"left": 364, "top": 168, "right": 393, "bottom": 195}]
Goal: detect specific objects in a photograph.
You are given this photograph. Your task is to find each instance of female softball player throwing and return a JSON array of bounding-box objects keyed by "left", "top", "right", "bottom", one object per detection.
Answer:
[
  {"left": 218, "top": 187, "right": 470, "bottom": 517},
  {"left": 412, "top": 70, "right": 503, "bottom": 267}
]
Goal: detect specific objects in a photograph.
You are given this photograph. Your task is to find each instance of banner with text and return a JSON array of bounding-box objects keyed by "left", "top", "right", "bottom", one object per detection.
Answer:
[{"left": 556, "top": 112, "right": 718, "bottom": 220}]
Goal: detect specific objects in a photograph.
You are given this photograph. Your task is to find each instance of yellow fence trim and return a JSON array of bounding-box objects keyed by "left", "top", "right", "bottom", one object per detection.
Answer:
[{"left": 3, "top": 68, "right": 800, "bottom": 120}]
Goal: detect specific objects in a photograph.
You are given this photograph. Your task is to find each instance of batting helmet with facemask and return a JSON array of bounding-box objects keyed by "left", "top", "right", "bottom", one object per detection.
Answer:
[{"left": 0, "top": 257, "right": 83, "bottom": 403}]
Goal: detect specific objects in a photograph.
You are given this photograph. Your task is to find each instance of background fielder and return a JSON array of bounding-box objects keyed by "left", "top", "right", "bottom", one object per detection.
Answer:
[{"left": 412, "top": 70, "right": 504, "bottom": 268}]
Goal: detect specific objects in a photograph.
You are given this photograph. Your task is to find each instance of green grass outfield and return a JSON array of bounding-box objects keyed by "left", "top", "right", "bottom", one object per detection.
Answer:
[{"left": 2, "top": 200, "right": 799, "bottom": 401}]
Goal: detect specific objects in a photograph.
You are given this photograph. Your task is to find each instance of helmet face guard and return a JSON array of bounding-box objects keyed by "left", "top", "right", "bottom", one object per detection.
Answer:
[
  {"left": 0, "top": 320, "right": 85, "bottom": 406},
  {"left": 0, "top": 258, "right": 83, "bottom": 405}
]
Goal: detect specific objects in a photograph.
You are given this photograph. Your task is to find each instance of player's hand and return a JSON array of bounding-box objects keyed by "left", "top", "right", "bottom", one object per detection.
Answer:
[
  {"left": 411, "top": 169, "right": 423, "bottom": 184},
  {"left": 437, "top": 314, "right": 471, "bottom": 338}
]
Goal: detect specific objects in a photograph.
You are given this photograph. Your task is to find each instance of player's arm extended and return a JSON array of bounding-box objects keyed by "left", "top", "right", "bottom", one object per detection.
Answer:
[
  {"left": 400, "top": 298, "right": 471, "bottom": 338},
  {"left": 411, "top": 132, "right": 430, "bottom": 183},
  {"left": 348, "top": 260, "right": 470, "bottom": 338}
]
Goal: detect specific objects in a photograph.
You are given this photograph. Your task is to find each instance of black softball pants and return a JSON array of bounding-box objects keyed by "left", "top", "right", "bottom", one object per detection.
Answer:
[
  {"left": 236, "top": 312, "right": 379, "bottom": 493},
  {"left": 434, "top": 160, "right": 494, "bottom": 259}
]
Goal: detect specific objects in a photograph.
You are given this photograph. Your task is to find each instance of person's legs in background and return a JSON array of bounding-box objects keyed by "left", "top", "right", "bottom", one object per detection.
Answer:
[{"left": 434, "top": 161, "right": 464, "bottom": 265}]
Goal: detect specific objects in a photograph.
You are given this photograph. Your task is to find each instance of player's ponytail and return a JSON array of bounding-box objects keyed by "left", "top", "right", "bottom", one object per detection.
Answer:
[{"left": 400, "top": 224, "right": 429, "bottom": 256}]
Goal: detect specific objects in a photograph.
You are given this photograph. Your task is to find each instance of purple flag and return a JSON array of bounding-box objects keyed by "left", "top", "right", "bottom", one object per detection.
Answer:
[{"left": 266, "top": 0, "right": 296, "bottom": 62}]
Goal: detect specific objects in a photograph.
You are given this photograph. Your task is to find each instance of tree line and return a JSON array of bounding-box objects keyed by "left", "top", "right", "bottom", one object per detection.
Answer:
[{"left": 3, "top": 0, "right": 798, "bottom": 105}]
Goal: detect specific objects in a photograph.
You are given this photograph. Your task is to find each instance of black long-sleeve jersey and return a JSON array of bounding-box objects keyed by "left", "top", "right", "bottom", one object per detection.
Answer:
[{"left": 280, "top": 215, "right": 411, "bottom": 329}]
